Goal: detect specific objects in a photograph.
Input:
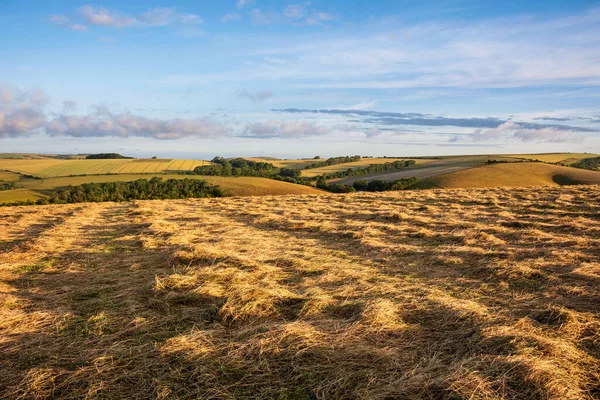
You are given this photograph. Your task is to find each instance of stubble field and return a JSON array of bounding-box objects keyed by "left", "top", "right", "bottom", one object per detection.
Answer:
[{"left": 1, "top": 186, "right": 600, "bottom": 399}]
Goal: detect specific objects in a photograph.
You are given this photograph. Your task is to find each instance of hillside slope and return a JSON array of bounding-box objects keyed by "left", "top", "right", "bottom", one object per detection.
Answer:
[
  {"left": 0, "top": 175, "right": 322, "bottom": 203},
  {"left": 1, "top": 186, "right": 599, "bottom": 399},
  {"left": 420, "top": 162, "right": 600, "bottom": 188}
]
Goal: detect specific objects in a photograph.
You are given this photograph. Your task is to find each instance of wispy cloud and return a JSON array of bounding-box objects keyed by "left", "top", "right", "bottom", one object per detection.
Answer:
[
  {"left": 250, "top": 3, "right": 335, "bottom": 26},
  {"left": 161, "top": 9, "right": 599, "bottom": 92},
  {"left": 236, "top": 88, "right": 273, "bottom": 102},
  {"left": 221, "top": 13, "right": 242, "bottom": 23},
  {"left": 49, "top": 15, "right": 88, "bottom": 31},
  {"left": 50, "top": 5, "right": 202, "bottom": 31},
  {"left": 237, "top": 0, "right": 254, "bottom": 10},
  {"left": 471, "top": 121, "right": 584, "bottom": 143},
  {"left": 273, "top": 108, "right": 595, "bottom": 132}
]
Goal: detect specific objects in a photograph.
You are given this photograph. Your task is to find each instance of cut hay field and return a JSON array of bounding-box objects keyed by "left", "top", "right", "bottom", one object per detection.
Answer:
[
  {"left": 420, "top": 162, "right": 600, "bottom": 189},
  {"left": 1, "top": 186, "right": 599, "bottom": 399},
  {"left": 0, "top": 158, "right": 211, "bottom": 178}
]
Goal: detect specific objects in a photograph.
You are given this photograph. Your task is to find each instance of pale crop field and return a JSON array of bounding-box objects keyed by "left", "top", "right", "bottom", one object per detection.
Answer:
[
  {"left": 507, "top": 153, "right": 598, "bottom": 164},
  {"left": 0, "top": 159, "right": 211, "bottom": 178},
  {"left": 1, "top": 185, "right": 599, "bottom": 399}
]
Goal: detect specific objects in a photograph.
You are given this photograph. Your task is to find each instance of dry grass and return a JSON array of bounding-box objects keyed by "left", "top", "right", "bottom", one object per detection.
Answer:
[
  {"left": 421, "top": 162, "right": 600, "bottom": 189},
  {"left": 1, "top": 186, "right": 600, "bottom": 399}
]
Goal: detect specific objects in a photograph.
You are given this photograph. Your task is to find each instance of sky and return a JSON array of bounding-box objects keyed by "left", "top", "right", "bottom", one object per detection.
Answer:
[{"left": 1, "top": 0, "right": 600, "bottom": 159}]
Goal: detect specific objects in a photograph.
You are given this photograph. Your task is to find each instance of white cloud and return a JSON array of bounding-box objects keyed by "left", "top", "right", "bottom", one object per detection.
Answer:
[
  {"left": 221, "top": 13, "right": 242, "bottom": 23},
  {"left": 45, "top": 111, "right": 227, "bottom": 140},
  {"left": 471, "top": 121, "right": 584, "bottom": 143},
  {"left": 0, "top": 108, "right": 46, "bottom": 138},
  {"left": 54, "top": 5, "right": 203, "bottom": 30},
  {"left": 236, "top": 88, "right": 273, "bottom": 102},
  {"left": 78, "top": 5, "right": 135, "bottom": 28},
  {"left": 0, "top": 85, "right": 49, "bottom": 138},
  {"left": 243, "top": 120, "right": 327, "bottom": 138}
]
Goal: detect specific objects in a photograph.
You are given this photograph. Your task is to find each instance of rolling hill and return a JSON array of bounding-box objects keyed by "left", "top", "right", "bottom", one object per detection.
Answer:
[{"left": 419, "top": 162, "right": 600, "bottom": 189}]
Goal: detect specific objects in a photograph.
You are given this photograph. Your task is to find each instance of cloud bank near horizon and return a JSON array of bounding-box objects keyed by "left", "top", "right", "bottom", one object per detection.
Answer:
[{"left": 1, "top": 85, "right": 595, "bottom": 145}]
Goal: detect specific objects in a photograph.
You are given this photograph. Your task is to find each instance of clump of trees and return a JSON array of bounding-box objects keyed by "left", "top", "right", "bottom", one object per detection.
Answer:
[
  {"left": 193, "top": 157, "right": 275, "bottom": 177},
  {"left": 316, "top": 177, "right": 418, "bottom": 193},
  {"left": 86, "top": 153, "right": 133, "bottom": 159},
  {"left": 32, "top": 178, "right": 222, "bottom": 205},
  {"left": 352, "top": 178, "right": 418, "bottom": 191},
  {"left": 303, "top": 155, "right": 361, "bottom": 170},
  {"left": 0, "top": 182, "right": 15, "bottom": 191},
  {"left": 573, "top": 157, "right": 600, "bottom": 171},
  {"left": 192, "top": 157, "right": 312, "bottom": 185}
]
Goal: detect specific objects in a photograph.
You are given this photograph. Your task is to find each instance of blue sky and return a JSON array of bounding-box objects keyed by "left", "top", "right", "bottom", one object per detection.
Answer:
[{"left": 1, "top": 0, "right": 600, "bottom": 158}]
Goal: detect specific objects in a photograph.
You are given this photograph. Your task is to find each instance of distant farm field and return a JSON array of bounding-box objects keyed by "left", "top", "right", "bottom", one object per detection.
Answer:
[
  {"left": 331, "top": 155, "right": 517, "bottom": 185},
  {"left": 1, "top": 185, "right": 599, "bottom": 399},
  {"left": 506, "top": 153, "right": 597, "bottom": 165},
  {"left": 300, "top": 158, "right": 433, "bottom": 178},
  {"left": 0, "top": 158, "right": 211, "bottom": 178},
  {"left": 420, "top": 162, "right": 600, "bottom": 189}
]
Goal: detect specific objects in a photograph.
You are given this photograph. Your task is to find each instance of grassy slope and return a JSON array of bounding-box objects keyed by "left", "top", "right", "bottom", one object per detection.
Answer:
[
  {"left": 1, "top": 186, "right": 599, "bottom": 399},
  {"left": 420, "top": 162, "right": 600, "bottom": 189}
]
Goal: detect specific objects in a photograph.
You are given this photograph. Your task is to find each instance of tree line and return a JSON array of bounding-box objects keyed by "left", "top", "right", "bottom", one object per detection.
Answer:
[
  {"left": 302, "top": 155, "right": 361, "bottom": 170},
  {"left": 312, "top": 160, "right": 416, "bottom": 181},
  {"left": 1, "top": 177, "right": 223, "bottom": 207},
  {"left": 316, "top": 177, "right": 419, "bottom": 193},
  {"left": 86, "top": 153, "right": 133, "bottom": 159},
  {"left": 191, "top": 157, "right": 312, "bottom": 185}
]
